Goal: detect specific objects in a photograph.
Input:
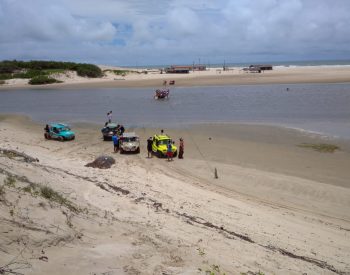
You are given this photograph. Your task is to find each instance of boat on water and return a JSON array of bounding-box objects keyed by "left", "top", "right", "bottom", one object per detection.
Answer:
[
  {"left": 154, "top": 80, "right": 174, "bottom": 99},
  {"left": 154, "top": 89, "right": 170, "bottom": 99}
]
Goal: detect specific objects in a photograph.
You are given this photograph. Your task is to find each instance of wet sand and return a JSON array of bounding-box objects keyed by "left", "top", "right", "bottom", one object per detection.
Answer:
[{"left": 1, "top": 115, "right": 350, "bottom": 274}]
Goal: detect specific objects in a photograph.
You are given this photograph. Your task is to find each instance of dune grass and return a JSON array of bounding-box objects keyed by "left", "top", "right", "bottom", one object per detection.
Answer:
[{"left": 298, "top": 143, "right": 339, "bottom": 153}]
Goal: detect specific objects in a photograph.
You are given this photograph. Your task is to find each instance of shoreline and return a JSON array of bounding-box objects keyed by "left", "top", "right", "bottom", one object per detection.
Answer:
[{"left": 1, "top": 65, "right": 350, "bottom": 89}]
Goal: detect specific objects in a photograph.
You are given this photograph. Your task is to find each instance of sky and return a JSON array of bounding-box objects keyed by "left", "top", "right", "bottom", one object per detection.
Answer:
[{"left": 1, "top": 0, "right": 350, "bottom": 66}]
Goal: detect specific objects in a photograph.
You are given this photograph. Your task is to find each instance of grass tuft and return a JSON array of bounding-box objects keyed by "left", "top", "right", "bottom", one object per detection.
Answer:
[
  {"left": 40, "top": 186, "right": 79, "bottom": 213},
  {"left": 298, "top": 143, "right": 340, "bottom": 153},
  {"left": 4, "top": 176, "right": 16, "bottom": 187}
]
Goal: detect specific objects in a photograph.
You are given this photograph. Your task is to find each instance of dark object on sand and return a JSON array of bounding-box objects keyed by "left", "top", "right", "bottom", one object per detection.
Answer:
[
  {"left": 0, "top": 148, "right": 39, "bottom": 163},
  {"left": 214, "top": 167, "right": 218, "bottom": 179},
  {"left": 85, "top": 156, "right": 115, "bottom": 169}
]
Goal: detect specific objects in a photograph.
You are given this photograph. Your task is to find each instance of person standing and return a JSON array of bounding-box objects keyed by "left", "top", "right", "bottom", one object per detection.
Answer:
[
  {"left": 108, "top": 111, "right": 112, "bottom": 123},
  {"left": 120, "top": 125, "right": 125, "bottom": 135},
  {"left": 178, "top": 138, "right": 184, "bottom": 159},
  {"left": 112, "top": 133, "right": 119, "bottom": 152},
  {"left": 167, "top": 141, "right": 173, "bottom": 161},
  {"left": 147, "top": 137, "right": 153, "bottom": 158}
]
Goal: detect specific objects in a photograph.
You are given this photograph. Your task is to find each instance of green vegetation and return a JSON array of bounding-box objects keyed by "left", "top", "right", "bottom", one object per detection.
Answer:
[
  {"left": 0, "top": 60, "right": 103, "bottom": 84},
  {"left": 198, "top": 264, "right": 226, "bottom": 275},
  {"left": 0, "top": 80, "right": 5, "bottom": 85},
  {"left": 298, "top": 143, "right": 340, "bottom": 153},
  {"left": 39, "top": 185, "right": 79, "bottom": 213},
  {"left": 4, "top": 175, "right": 16, "bottom": 187},
  {"left": 197, "top": 247, "right": 206, "bottom": 256},
  {"left": 17, "top": 180, "right": 79, "bottom": 213},
  {"left": 29, "top": 75, "right": 62, "bottom": 85},
  {"left": 0, "top": 185, "right": 5, "bottom": 197}
]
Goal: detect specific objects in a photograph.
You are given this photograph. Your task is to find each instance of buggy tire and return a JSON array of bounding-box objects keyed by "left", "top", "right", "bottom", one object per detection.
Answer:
[
  {"left": 58, "top": 136, "right": 64, "bottom": 142},
  {"left": 173, "top": 151, "right": 177, "bottom": 158},
  {"left": 136, "top": 147, "right": 140, "bottom": 154}
]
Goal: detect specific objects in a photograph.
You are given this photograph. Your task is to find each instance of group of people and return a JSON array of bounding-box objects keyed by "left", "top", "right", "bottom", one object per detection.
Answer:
[{"left": 146, "top": 133, "right": 184, "bottom": 161}]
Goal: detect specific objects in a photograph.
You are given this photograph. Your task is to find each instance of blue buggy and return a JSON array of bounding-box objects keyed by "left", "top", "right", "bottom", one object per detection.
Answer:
[{"left": 44, "top": 123, "right": 75, "bottom": 141}]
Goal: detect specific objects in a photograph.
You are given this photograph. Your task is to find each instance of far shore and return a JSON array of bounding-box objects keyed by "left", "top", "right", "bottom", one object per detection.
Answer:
[{"left": 1, "top": 65, "right": 350, "bottom": 89}]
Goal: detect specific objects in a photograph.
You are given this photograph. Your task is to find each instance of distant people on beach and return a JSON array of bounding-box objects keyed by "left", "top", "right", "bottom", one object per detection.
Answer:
[
  {"left": 178, "top": 138, "right": 184, "bottom": 159},
  {"left": 112, "top": 133, "right": 119, "bottom": 152},
  {"left": 147, "top": 137, "right": 153, "bottom": 158},
  {"left": 161, "top": 129, "right": 164, "bottom": 135}
]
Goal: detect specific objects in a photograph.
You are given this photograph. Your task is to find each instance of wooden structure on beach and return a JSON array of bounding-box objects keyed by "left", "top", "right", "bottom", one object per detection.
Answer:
[
  {"left": 165, "top": 64, "right": 207, "bottom": 74},
  {"left": 249, "top": 64, "right": 273, "bottom": 71},
  {"left": 165, "top": 66, "right": 191, "bottom": 74}
]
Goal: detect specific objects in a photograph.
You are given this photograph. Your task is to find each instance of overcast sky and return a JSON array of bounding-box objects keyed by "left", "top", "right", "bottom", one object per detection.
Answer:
[{"left": 1, "top": 0, "right": 350, "bottom": 66}]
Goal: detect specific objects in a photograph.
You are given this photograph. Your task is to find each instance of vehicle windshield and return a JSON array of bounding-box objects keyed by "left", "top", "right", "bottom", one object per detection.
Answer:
[
  {"left": 158, "top": 139, "right": 170, "bottom": 145},
  {"left": 123, "top": 137, "right": 138, "bottom": 142},
  {"left": 60, "top": 127, "right": 71, "bottom": 131}
]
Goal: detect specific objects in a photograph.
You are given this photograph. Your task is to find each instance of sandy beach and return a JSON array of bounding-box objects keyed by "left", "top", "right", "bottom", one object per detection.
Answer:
[
  {"left": 1, "top": 65, "right": 350, "bottom": 89},
  {"left": 1, "top": 115, "right": 350, "bottom": 274}
]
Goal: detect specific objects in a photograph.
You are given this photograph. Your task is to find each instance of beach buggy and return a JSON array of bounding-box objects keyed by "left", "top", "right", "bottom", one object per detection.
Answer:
[
  {"left": 119, "top": 132, "right": 140, "bottom": 154},
  {"left": 152, "top": 134, "right": 177, "bottom": 157},
  {"left": 101, "top": 123, "right": 123, "bottom": 141},
  {"left": 44, "top": 123, "right": 75, "bottom": 141}
]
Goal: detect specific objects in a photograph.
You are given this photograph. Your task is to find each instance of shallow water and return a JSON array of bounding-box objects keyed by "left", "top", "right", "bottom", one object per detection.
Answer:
[{"left": 1, "top": 83, "right": 350, "bottom": 138}]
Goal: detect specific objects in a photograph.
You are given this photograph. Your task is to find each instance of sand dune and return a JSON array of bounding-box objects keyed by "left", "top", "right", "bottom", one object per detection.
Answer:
[
  {"left": 1, "top": 65, "right": 350, "bottom": 89},
  {"left": 1, "top": 115, "right": 350, "bottom": 274}
]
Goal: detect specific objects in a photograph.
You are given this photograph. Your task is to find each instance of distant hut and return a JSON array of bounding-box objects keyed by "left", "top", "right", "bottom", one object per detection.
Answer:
[
  {"left": 249, "top": 64, "right": 273, "bottom": 71},
  {"left": 165, "top": 66, "right": 191, "bottom": 74}
]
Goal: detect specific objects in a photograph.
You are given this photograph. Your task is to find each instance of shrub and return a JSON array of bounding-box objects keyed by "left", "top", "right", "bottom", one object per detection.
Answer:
[
  {"left": 298, "top": 143, "right": 340, "bottom": 153},
  {"left": 0, "top": 80, "right": 5, "bottom": 85},
  {"left": 75, "top": 64, "right": 102, "bottom": 78},
  {"left": 13, "top": 69, "right": 44, "bottom": 79},
  {"left": 0, "top": 73, "right": 12, "bottom": 80},
  {"left": 29, "top": 75, "right": 61, "bottom": 85}
]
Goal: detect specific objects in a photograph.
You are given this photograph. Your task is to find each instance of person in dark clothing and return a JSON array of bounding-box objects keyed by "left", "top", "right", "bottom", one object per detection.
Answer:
[
  {"left": 178, "top": 138, "right": 184, "bottom": 159},
  {"left": 119, "top": 125, "right": 125, "bottom": 135},
  {"left": 44, "top": 124, "right": 49, "bottom": 133},
  {"left": 147, "top": 137, "right": 153, "bottom": 158}
]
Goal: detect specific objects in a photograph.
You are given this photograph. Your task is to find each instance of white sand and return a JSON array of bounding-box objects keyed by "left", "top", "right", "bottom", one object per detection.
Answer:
[{"left": 1, "top": 116, "right": 350, "bottom": 274}]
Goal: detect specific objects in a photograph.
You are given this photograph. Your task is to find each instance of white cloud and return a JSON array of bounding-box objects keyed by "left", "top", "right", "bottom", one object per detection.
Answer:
[{"left": 1, "top": 0, "right": 350, "bottom": 65}]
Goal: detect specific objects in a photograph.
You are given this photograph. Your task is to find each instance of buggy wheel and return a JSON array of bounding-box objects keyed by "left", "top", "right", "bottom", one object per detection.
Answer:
[
  {"left": 120, "top": 148, "right": 124, "bottom": 154},
  {"left": 58, "top": 136, "right": 64, "bottom": 142},
  {"left": 136, "top": 147, "right": 140, "bottom": 154},
  {"left": 44, "top": 133, "right": 50, "bottom": 139},
  {"left": 173, "top": 151, "right": 177, "bottom": 158}
]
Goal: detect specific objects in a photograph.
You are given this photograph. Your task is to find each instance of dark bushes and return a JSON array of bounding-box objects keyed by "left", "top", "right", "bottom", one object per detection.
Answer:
[
  {"left": 74, "top": 64, "right": 102, "bottom": 77},
  {"left": 0, "top": 60, "right": 102, "bottom": 79},
  {"left": 29, "top": 76, "right": 62, "bottom": 85}
]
